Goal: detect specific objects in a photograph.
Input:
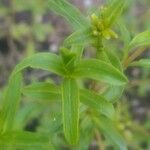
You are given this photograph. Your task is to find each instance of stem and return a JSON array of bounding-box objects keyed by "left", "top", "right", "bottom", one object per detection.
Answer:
[{"left": 94, "top": 128, "right": 105, "bottom": 150}]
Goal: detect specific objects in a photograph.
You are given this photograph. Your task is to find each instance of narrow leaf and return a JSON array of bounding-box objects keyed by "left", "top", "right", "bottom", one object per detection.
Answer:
[
  {"left": 0, "top": 73, "right": 22, "bottom": 133},
  {"left": 64, "top": 28, "right": 92, "bottom": 46},
  {"left": 74, "top": 59, "right": 128, "bottom": 85},
  {"left": 62, "top": 78, "right": 79, "bottom": 145},
  {"left": 23, "top": 82, "right": 115, "bottom": 118},
  {"left": 127, "top": 30, "right": 150, "bottom": 51},
  {"left": 94, "top": 115, "right": 127, "bottom": 150},
  {"left": 102, "top": 85, "right": 125, "bottom": 103},
  {"left": 80, "top": 89, "right": 115, "bottom": 119},
  {"left": 130, "top": 59, "right": 150, "bottom": 69},
  {"left": 11, "top": 53, "right": 65, "bottom": 77},
  {"left": 0, "top": 131, "right": 54, "bottom": 149},
  {"left": 105, "top": 48, "right": 123, "bottom": 71},
  {"left": 118, "top": 20, "right": 131, "bottom": 47},
  {"left": 105, "top": 0, "right": 125, "bottom": 27},
  {"left": 23, "top": 82, "right": 61, "bottom": 100},
  {"left": 47, "top": 0, "right": 88, "bottom": 30}
]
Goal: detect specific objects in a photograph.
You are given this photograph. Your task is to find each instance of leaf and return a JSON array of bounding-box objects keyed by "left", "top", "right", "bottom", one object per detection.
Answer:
[
  {"left": 23, "top": 82, "right": 114, "bottom": 118},
  {"left": 80, "top": 89, "right": 115, "bottom": 119},
  {"left": 0, "top": 131, "right": 54, "bottom": 149},
  {"left": 102, "top": 85, "right": 125, "bottom": 103},
  {"left": 11, "top": 53, "right": 65, "bottom": 77},
  {"left": 105, "top": 48, "right": 123, "bottom": 71},
  {"left": 0, "top": 73, "right": 22, "bottom": 133},
  {"left": 94, "top": 115, "right": 127, "bottom": 150},
  {"left": 64, "top": 28, "right": 92, "bottom": 46},
  {"left": 130, "top": 59, "right": 150, "bottom": 69},
  {"left": 118, "top": 20, "right": 131, "bottom": 47},
  {"left": 14, "top": 103, "right": 45, "bottom": 130},
  {"left": 74, "top": 59, "right": 128, "bottom": 85},
  {"left": 62, "top": 78, "right": 79, "bottom": 145},
  {"left": 47, "top": 0, "right": 88, "bottom": 30},
  {"left": 23, "top": 82, "right": 61, "bottom": 101},
  {"left": 71, "top": 44, "right": 84, "bottom": 62},
  {"left": 127, "top": 30, "right": 150, "bottom": 51},
  {"left": 104, "top": 0, "right": 125, "bottom": 27}
]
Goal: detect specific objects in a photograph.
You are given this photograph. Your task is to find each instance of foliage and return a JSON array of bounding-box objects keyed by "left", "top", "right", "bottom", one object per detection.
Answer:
[{"left": 0, "top": 0, "right": 149, "bottom": 149}]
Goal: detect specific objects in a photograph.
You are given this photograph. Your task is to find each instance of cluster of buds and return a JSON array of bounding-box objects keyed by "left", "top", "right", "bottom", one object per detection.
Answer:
[{"left": 91, "top": 8, "right": 118, "bottom": 40}]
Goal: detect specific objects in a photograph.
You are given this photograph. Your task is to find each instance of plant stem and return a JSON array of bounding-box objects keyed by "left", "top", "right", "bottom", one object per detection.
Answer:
[{"left": 94, "top": 128, "right": 105, "bottom": 150}]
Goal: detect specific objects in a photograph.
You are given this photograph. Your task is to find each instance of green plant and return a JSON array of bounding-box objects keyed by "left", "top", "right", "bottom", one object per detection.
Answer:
[{"left": 0, "top": 0, "right": 150, "bottom": 149}]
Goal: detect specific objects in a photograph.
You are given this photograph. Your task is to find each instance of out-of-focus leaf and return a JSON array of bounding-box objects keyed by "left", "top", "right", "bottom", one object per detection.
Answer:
[
  {"left": 23, "top": 82, "right": 115, "bottom": 118},
  {"left": 0, "top": 131, "right": 54, "bottom": 149},
  {"left": 104, "top": 0, "right": 125, "bottom": 27},
  {"left": 94, "top": 115, "right": 127, "bottom": 150},
  {"left": 14, "top": 103, "right": 45, "bottom": 130},
  {"left": 62, "top": 78, "right": 79, "bottom": 145},
  {"left": 118, "top": 20, "right": 131, "bottom": 47},
  {"left": 71, "top": 44, "right": 84, "bottom": 62},
  {"left": 23, "top": 82, "right": 61, "bottom": 101},
  {"left": 47, "top": 0, "right": 88, "bottom": 30},
  {"left": 105, "top": 48, "right": 123, "bottom": 71},
  {"left": 130, "top": 59, "right": 150, "bottom": 69},
  {"left": 80, "top": 89, "right": 115, "bottom": 119},
  {"left": 11, "top": 53, "right": 65, "bottom": 77},
  {"left": 0, "top": 73, "right": 22, "bottom": 133},
  {"left": 127, "top": 30, "right": 150, "bottom": 51},
  {"left": 102, "top": 85, "right": 125, "bottom": 103},
  {"left": 64, "top": 28, "right": 92, "bottom": 46},
  {"left": 74, "top": 59, "right": 128, "bottom": 85}
]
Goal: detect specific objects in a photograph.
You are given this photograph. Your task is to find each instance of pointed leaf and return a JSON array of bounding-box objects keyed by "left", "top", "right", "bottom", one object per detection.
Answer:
[
  {"left": 74, "top": 59, "right": 128, "bottom": 85},
  {"left": 105, "top": 48, "right": 123, "bottom": 71},
  {"left": 0, "top": 73, "right": 22, "bottom": 133},
  {"left": 102, "top": 85, "right": 125, "bottom": 103},
  {"left": 0, "top": 131, "right": 54, "bottom": 149},
  {"left": 94, "top": 115, "right": 127, "bottom": 150},
  {"left": 11, "top": 53, "right": 65, "bottom": 77},
  {"left": 130, "top": 59, "right": 150, "bottom": 69},
  {"left": 47, "top": 0, "right": 88, "bottom": 30},
  {"left": 62, "top": 78, "right": 79, "bottom": 145},
  {"left": 22, "top": 82, "right": 114, "bottom": 118},
  {"left": 128, "top": 30, "right": 150, "bottom": 51},
  {"left": 80, "top": 89, "right": 115, "bottom": 119},
  {"left": 105, "top": 0, "right": 125, "bottom": 27},
  {"left": 23, "top": 82, "right": 61, "bottom": 101},
  {"left": 64, "top": 28, "right": 92, "bottom": 46}
]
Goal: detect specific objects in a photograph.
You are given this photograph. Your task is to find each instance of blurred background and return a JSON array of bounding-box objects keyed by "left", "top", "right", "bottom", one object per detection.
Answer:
[{"left": 0, "top": 0, "right": 149, "bottom": 149}]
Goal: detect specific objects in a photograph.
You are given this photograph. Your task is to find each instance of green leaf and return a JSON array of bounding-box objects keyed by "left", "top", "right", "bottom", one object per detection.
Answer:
[
  {"left": 14, "top": 103, "right": 45, "bottom": 130},
  {"left": 105, "top": 48, "right": 123, "bottom": 71},
  {"left": 0, "top": 131, "right": 54, "bottom": 149},
  {"left": 127, "top": 30, "right": 150, "bottom": 51},
  {"left": 130, "top": 59, "right": 150, "bottom": 69},
  {"left": 94, "top": 115, "right": 127, "bottom": 150},
  {"left": 71, "top": 44, "right": 84, "bottom": 62},
  {"left": 118, "top": 20, "right": 131, "bottom": 47},
  {"left": 80, "top": 89, "right": 115, "bottom": 119},
  {"left": 23, "top": 82, "right": 61, "bottom": 100},
  {"left": 64, "top": 28, "right": 92, "bottom": 46},
  {"left": 11, "top": 53, "right": 65, "bottom": 77},
  {"left": 47, "top": 0, "right": 88, "bottom": 30},
  {"left": 0, "top": 73, "right": 22, "bottom": 133},
  {"left": 102, "top": 85, "right": 125, "bottom": 103},
  {"left": 23, "top": 82, "right": 114, "bottom": 118},
  {"left": 74, "top": 59, "right": 128, "bottom": 85},
  {"left": 62, "top": 78, "right": 79, "bottom": 145},
  {"left": 105, "top": 0, "right": 125, "bottom": 27}
]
